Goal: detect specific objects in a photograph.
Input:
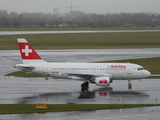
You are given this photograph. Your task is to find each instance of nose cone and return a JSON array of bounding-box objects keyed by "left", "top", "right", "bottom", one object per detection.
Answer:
[{"left": 144, "top": 70, "right": 151, "bottom": 78}]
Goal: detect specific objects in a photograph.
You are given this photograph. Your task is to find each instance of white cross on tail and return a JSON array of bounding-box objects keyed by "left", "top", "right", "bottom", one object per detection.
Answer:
[{"left": 22, "top": 45, "right": 32, "bottom": 56}]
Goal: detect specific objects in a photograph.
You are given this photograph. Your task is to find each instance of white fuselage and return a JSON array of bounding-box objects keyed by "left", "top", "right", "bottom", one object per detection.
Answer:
[{"left": 23, "top": 62, "right": 150, "bottom": 80}]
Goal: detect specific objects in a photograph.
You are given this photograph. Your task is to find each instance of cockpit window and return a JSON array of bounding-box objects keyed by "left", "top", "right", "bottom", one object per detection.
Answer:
[{"left": 137, "top": 68, "right": 145, "bottom": 71}]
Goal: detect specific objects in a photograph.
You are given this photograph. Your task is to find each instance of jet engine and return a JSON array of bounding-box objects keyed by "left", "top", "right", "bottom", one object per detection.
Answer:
[{"left": 94, "top": 77, "right": 111, "bottom": 86}]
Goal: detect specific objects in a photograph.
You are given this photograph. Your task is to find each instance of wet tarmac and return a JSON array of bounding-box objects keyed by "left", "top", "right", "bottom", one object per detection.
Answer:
[
  {"left": 1, "top": 30, "right": 160, "bottom": 35},
  {"left": 0, "top": 76, "right": 160, "bottom": 119},
  {"left": 0, "top": 76, "right": 160, "bottom": 104},
  {"left": 0, "top": 48, "right": 160, "bottom": 119}
]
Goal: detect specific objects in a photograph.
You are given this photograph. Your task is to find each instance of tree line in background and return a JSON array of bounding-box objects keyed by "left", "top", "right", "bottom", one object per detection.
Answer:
[{"left": 0, "top": 10, "right": 160, "bottom": 28}]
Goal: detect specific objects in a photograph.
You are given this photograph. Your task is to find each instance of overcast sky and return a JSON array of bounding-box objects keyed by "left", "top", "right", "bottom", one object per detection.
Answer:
[{"left": 0, "top": 0, "right": 160, "bottom": 14}]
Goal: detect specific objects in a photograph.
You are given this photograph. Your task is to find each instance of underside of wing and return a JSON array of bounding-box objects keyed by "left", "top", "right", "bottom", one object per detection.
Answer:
[
  {"left": 68, "top": 73, "right": 95, "bottom": 80},
  {"left": 67, "top": 73, "right": 112, "bottom": 81}
]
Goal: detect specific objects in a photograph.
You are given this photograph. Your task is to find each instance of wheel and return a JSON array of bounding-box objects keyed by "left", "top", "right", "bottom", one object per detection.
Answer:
[
  {"left": 85, "top": 82, "right": 89, "bottom": 86},
  {"left": 128, "top": 83, "right": 132, "bottom": 87},
  {"left": 81, "top": 82, "right": 89, "bottom": 91},
  {"left": 128, "top": 83, "right": 132, "bottom": 89}
]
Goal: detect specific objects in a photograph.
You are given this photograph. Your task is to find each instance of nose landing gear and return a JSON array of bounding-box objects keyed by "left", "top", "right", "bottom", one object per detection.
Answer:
[{"left": 128, "top": 80, "right": 132, "bottom": 89}]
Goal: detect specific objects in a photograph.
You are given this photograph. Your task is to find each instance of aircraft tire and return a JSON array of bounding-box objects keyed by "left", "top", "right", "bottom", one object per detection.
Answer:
[
  {"left": 128, "top": 83, "right": 132, "bottom": 89},
  {"left": 81, "top": 82, "right": 89, "bottom": 91}
]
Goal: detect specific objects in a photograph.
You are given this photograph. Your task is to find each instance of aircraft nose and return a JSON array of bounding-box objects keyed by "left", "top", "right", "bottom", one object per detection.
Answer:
[{"left": 144, "top": 70, "right": 151, "bottom": 78}]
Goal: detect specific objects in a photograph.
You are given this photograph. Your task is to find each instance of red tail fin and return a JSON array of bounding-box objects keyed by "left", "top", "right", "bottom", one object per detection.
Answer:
[{"left": 17, "top": 38, "right": 44, "bottom": 63}]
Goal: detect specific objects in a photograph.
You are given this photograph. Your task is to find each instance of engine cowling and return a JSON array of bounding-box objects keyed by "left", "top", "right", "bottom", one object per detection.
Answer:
[{"left": 95, "top": 77, "right": 110, "bottom": 86}]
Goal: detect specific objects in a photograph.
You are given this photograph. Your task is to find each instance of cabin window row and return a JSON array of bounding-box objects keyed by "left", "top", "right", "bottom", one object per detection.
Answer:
[
  {"left": 52, "top": 68, "right": 94, "bottom": 70},
  {"left": 52, "top": 68, "right": 126, "bottom": 70}
]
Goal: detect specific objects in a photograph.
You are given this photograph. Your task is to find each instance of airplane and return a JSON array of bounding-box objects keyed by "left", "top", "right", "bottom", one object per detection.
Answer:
[{"left": 14, "top": 38, "right": 151, "bottom": 91}]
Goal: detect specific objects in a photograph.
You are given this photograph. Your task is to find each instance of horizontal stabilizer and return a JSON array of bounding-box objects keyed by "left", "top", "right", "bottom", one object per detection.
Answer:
[{"left": 14, "top": 64, "right": 35, "bottom": 71}]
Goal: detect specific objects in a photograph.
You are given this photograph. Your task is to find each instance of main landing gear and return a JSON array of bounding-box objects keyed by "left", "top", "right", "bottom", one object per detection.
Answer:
[
  {"left": 81, "top": 82, "right": 89, "bottom": 91},
  {"left": 128, "top": 80, "right": 132, "bottom": 89}
]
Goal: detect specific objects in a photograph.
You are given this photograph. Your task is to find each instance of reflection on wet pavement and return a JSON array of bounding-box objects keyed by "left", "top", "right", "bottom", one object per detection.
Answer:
[
  {"left": 0, "top": 76, "right": 159, "bottom": 104},
  {"left": 17, "top": 88, "right": 149, "bottom": 104}
]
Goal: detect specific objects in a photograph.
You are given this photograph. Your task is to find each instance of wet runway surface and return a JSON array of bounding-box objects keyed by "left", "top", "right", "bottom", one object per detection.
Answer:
[
  {"left": 0, "top": 76, "right": 160, "bottom": 120},
  {"left": 0, "top": 77, "right": 160, "bottom": 104},
  {"left": 0, "top": 48, "right": 160, "bottom": 119},
  {"left": 1, "top": 30, "right": 160, "bottom": 35}
]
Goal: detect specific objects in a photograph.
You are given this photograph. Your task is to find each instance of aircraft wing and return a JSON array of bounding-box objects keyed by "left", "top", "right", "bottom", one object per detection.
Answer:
[
  {"left": 68, "top": 73, "right": 95, "bottom": 80},
  {"left": 67, "top": 73, "right": 112, "bottom": 80}
]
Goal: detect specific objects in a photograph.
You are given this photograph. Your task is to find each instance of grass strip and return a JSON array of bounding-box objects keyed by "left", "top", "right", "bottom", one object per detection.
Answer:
[
  {"left": 0, "top": 104, "right": 159, "bottom": 114},
  {"left": 5, "top": 71, "right": 43, "bottom": 77},
  {"left": 1, "top": 32, "right": 160, "bottom": 50}
]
